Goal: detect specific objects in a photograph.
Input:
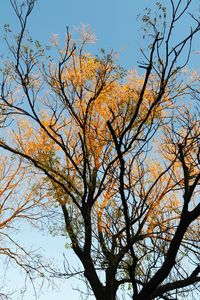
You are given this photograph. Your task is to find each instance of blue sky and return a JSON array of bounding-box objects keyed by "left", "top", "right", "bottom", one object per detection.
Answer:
[
  {"left": 0, "top": 0, "right": 153, "bottom": 69},
  {"left": 0, "top": 1, "right": 200, "bottom": 299}
]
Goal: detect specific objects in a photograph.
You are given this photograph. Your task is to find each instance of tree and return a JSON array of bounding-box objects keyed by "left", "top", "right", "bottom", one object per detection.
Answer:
[
  {"left": 0, "top": 153, "right": 53, "bottom": 298},
  {"left": 0, "top": 0, "right": 200, "bottom": 299}
]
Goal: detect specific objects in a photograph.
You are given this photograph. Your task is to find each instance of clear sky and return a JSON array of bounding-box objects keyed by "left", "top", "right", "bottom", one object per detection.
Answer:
[
  {"left": 0, "top": 0, "right": 157, "bottom": 69},
  {"left": 0, "top": 1, "right": 199, "bottom": 299}
]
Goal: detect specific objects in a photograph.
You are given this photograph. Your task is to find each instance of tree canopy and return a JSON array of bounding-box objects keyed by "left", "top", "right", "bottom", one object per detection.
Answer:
[{"left": 0, "top": 1, "right": 200, "bottom": 299}]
